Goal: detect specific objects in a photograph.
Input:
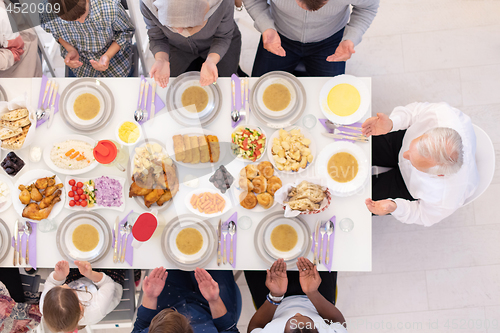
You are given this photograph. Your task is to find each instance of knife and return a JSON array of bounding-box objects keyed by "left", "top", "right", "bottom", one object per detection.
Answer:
[
  {"left": 150, "top": 81, "right": 156, "bottom": 119},
  {"left": 313, "top": 220, "right": 321, "bottom": 265},
  {"left": 13, "top": 219, "right": 18, "bottom": 266},
  {"left": 113, "top": 216, "right": 119, "bottom": 263},
  {"left": 321, "top": 132, "right": 368, "bottom": 142},
  {"left": 41, "top": 80, "right": 51, "bottom": 108},
  {"left": 47, "top": 83, "right": 58, "bottom": 129},
  {"left": 216, "top": 219, "right": 221, "bottom": 266},
  {"left": 244, "top": 78, "right": 250, "bottom": 124}
]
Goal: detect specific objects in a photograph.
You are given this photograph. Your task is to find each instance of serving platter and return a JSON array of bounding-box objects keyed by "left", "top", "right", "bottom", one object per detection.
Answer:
[
  {"left": 254, "top": 211, "right": 311, "bottom": 268},
  {"left": 43, "top": 134, "right": 98, "bottom": 175},
  {"left": 185, "top": 188, "right": 232, "bottom": 218},
  {"left": 56, "top": 211, "right": 111, "bottom": 263},
  {"left": 13, "top": 169, "right": 65, "bottom": 220},
  {"left": 0, "top": 218, "right": 11, "bottom": 263},
  {"left": 166, "top": 72, "right": 222, "bottom": 127},
  {"left": 59, "top": 79, "right": 115, "bottom": 134},
  {"left": 249, "top": 71, "right": 307, "bottom": 129},
  {"left": 315, "top": 141, "right": 369, "bottom": 197},
  {"left": 161, "top": 214, "right": 217, "bottom": 271}
]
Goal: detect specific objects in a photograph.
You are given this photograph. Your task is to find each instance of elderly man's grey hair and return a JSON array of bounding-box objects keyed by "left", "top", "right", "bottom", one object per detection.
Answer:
[{"left": 417, "top": 127, "right": 464, "bottom": 176}]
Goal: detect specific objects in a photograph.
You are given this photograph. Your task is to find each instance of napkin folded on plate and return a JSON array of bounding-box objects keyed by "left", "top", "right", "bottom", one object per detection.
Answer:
[
  {"left": 222, "top": 211, "right": 237, "bottom": 268},
  {"left": 310, "top": 216, "right": 335, "bottom": 272},
  {"left": 112, "top": 210, "right": 134, "bottom": 266},
  {"left": 37, "top": 75, "right": 60, "bottom": 127},
  {"left": 138, "top": 75, "right": 165, "bottom": 124},
  {"left": 11, "top": 221, "right": 37, "bottom": 269}
]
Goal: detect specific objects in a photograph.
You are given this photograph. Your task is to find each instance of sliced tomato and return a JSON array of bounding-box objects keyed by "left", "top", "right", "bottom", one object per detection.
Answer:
[{"left": 242, "top": 138, "right": 249, "bottom": 150}]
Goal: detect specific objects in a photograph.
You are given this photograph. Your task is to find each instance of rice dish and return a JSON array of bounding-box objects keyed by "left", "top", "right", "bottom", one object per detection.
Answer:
[{"left": 50, "top": 140, "right": 94, "bottom": 170}]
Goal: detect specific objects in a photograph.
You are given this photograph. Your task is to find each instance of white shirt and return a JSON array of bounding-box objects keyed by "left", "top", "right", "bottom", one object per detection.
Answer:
[
  {"left": 388, "top": 102, "right": 479, "bottom": 226},
  {"left": 251, "top": 295, "right": 348, "bottom": 333},
  {"left": 40, "top": 272, "right": 123, "bottom": 325}
]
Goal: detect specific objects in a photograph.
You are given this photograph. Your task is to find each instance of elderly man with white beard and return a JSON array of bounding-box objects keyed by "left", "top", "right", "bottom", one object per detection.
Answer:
[{"left": 361, "top": 102, "right": 479, "bottom": 226}]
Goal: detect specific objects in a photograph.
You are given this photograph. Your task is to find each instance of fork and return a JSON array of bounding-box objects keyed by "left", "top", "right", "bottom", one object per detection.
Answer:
[
  {"left": 18, "top": 222, "right": 25, "bottom": 265},
  {"left": 325, "top": 120, "right": 362, "bottom": 132},
  {"left": 222, "top": 224, "right": 228, "bottom": 265},
  {"left": 121, "top": 222, "right": 131, "bottom": 263},
  {"left": 318, "top": 222, "right": 326, "bottom": 264},
  {"left": 239, "top": 79, "right": 246, "bottom": 119}
]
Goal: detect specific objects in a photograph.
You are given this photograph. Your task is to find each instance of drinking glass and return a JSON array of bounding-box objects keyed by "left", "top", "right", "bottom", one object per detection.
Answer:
[{"left": 339, "top": 218, "right": 354, "bottom": 232}]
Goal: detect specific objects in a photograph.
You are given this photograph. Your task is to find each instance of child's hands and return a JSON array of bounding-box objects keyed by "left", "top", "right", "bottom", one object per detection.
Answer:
[
  {"left": 194, "top": 268, "right": 220, "bottom": 303},
  {"left": 74, "top": 260, "right": 92, "bottom": 278},
  {"left": 54, "top": 260, "right": 69, "bottom": 281},
  {"left": 90, "top": 54, "right": 110, "bottom": 72},
  {"left": 65, "top": 49, "right": 83, "bottom": 68},
  {"left": 143, "top": 267, "right": 168, "bottom": 299}
]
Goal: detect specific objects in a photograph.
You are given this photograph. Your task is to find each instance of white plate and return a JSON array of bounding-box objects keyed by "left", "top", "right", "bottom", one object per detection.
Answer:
[
  {"left": 66, "top": 89, "right": 105, "bottom": 126},
  {"left": 0, "top": 174, "right": 13, "bottom": 213},
  {"left": 166, "top": 128, "right": 224, "bottom": 169},
  {"left": 256, "top": 77, "right": 297, "bottom": 118},
  {"left": 0, "top": 218, "right": 11, "bottom": 263},
  {"left": 263, "top": 218, "right": 307, "bottom": 260},
  {"left": 230, "top": 125, "right": 267, "bottom": 163},
  {"left": 13, "top": 170, "right": 65, "bottom": 220},
  {"left": 64, "top": 217, "right": 106, "bottom": 261},
  {"left": 175, "top": 80, "right": 215, "bottom": 119},
  {"left": 168, "top": 220, "right": 210, "bottom": 263},
  {"left": 319, "top": 75, "right": 370, "bottom": 125},
  {"left": 43, "top": 135, "right": 98, "bottom": 175},
  {"left": 266, "top": 125, "right": 316, "bottom": 175},
  {"left": 315, "top": 141, "right": 369, "bottom": 197},
  {"left": 185, "top": 188, "right": 232, "bottom": 218},
  {"left": 115, "top": 120, "right": 143, "bottom": 147},
  {"left": 63, "top": 175, "right": 126, "bottom": 212}
]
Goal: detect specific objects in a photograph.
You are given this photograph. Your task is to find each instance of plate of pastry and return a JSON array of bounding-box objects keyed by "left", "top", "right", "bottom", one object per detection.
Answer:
[
  {"left": 235, "top": 161, "right": 282, "bottom": 212},
  {"left": 166, "top": 128, "right": 223, "bottom": 169}
]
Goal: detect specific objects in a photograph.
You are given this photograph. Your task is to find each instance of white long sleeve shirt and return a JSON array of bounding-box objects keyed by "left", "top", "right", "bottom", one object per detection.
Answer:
[
  {"left": 388, "top": 102, "right": 479, "bottom": 226},
  {"left": 40, "top": 272, "right": 123, "bottom": 325}
]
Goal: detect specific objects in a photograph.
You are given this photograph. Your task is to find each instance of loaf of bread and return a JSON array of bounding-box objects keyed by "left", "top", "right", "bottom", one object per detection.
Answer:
[
  {"left": 183, "top": 134, "right": 192, "bottom": 163},
  {"left": 172, "top": 135, "right": 185, "bottom": 162},
  {"left": 198, "top": 136, "right": 210, "bottom": 163},
  {"left": 190, "top": 136, "right": 200, "bottom": 164},
  {"left": 206, "top": 135, "right": 219, "bottom": 163}
]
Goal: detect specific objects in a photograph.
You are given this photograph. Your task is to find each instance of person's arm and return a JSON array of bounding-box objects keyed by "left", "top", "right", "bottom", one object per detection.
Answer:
[
  {"left": 110, "top": 3, "right": 135, "bottom": 54},
  {"left": 342, "top": 0, "right": 380, "bottom": 46},
  {"left": 207, "top": 0, "right": 235, "bottom": 61},
  {"left": 247, "top": 259, "right": 288, "bottom": 332},
  {"left": 390, "top": 198, "right": 457, "bottom": 226},
  {"left": 140, "top": 1, "right": 170, "bottom": 56},
  {"left": 242, "top": 0, "right": 275, "bottom": 33},
  {"left": 389, "top": 102, "right": 434, "bottom": 132}
]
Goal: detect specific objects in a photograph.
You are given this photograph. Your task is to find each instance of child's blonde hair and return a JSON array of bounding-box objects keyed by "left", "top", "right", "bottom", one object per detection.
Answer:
[{"left": 43, "top": 286, "right": 82, "bottom": 332}]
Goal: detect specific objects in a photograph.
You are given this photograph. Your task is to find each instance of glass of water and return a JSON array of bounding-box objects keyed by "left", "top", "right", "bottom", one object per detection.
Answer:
[
  {"left": 339, "top": 218, "right": 354, "bottom": 232},
  {"left": 302, "top": 114, "right": 317, "bottom": 129},
  {"left": 238, "top": 216, "right": 252, "bottom": 230},
  {"left": 39, "top": 219, "right": 57, "bottom": 233}
]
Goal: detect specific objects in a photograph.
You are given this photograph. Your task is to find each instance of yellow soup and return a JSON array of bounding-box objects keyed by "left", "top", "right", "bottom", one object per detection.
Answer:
[
  {"left": 74, "top": 93, "right": 100, "bottom": 120},
  {"left": 176, "top": 228, "right": 203, "bottom": 255},
  {"left": 327, "top": 84, "right": 360, "bottom": 117},
  {"left": 271, "top": 224, "right": 298, "bottom": 252},
  {"left": 263, "top": 83, "right": 291, "bottom": 111},
  {"left": 118, "top": 121, "right": 140, "bottom": 143},
  {"left": 182, "top": 86, "right": 209, "bottom": 113},
  {"left": 327, "top": 152, "right": 358, "bottom": 183},
  {"left": 72, "top": 224, "right": 99, "bottom": 252}
]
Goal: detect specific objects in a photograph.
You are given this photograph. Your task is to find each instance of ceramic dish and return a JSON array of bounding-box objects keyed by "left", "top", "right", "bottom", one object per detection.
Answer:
[
  {"left": 249, "top": 71, "right": 307, "bottom": 129},
  {"left": 266, "top": 125, "right": 316, "bottom": 175},
  {"left": 254, "top": 211, "right": 311, "bottom": 268},
  {"left": 13, "top": 170, "right": 65, "bottom": 219},
  {"left": 43, "top": 135, "right": 98, "bottom": 175},
  {"left": 315, "top": 141, "right": 369, "bottom": 197},
  {"left": 166, "top": 72, "right": 222, "bottom": 127},
  {"left": 230, "top": 125, "right": 267, "bottom": 163},
  {"left": 319, "top": 74, "right": 370, "bottom": 125},
  {"left": 255, "top": 77, "right": 297, "bottom": 119},
  {"left": 0, "top": 218, "right": 11, "bottom": 263},
  {"left": 161, "top": 214, "right": 217, "bottom": 271},
  {"left": 0, "top": 174, "right": 13, "bottom": 213},
  {"left": 56, "top": 211, "right": 111, "bottom": 263},
  {"left": 185, "top": 188, "right": 232, "bottom": 218},
  {"left": 166, "top": 128, "right": 224, "bottom": 169},
  {"left": 115, "top": 120, "right": 143, "bottom": 147},
  {"left": 59, "top": 79, "right": 114, "bottom": 134}
]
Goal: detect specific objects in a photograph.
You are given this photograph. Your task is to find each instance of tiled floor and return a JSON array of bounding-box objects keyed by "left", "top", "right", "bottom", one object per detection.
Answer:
[{"left": 37, "top": 1, "right": 500, "bottom": 332}]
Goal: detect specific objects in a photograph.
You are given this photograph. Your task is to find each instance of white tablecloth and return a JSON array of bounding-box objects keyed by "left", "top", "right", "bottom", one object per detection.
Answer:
[{"left": 0, "top": 77, "right": 372, "bottom": 271}]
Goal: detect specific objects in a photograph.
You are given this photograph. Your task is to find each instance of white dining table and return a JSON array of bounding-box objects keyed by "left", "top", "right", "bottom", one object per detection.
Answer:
[{"left": 0, "top": 76, "right": 372, "bottom": 271}]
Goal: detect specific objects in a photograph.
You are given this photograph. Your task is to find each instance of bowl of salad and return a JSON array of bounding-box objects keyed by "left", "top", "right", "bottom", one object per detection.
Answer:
[{"left": 230, "top": 125, "right": 267, "bottom": 162}]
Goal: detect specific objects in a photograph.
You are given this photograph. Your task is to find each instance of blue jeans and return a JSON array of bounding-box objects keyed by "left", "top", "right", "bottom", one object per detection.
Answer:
[{"left": 252, "top": 28, "right": 346, "bottom": 77}]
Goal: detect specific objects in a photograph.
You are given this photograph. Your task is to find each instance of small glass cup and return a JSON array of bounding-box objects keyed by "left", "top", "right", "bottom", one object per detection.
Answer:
[
  {"left": 127, "top": 212, "right": 140, "bottom": 225},
  {"left": 302, "top": 114, "right": 317, "bottom": 129},
  {"left": 39, "top": 219, "right": 57, "bottom": 233},
  {"left": 339, "top": 218, "right": 354, "bottom": 232},
  {"left": 238, "top": 216, "right": 252, "bottom": 230}
]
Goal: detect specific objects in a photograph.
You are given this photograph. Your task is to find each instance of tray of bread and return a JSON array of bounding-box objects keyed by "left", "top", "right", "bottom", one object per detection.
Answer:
[{"left": 166, "top": 128, "right": 222, "bottom": 169}]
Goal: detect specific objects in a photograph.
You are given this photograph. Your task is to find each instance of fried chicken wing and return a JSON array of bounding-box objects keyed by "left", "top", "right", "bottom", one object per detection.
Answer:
[
  {"left": 39, "top": 189, "right": 62, "bottom": 209},
  {"left": 22, "top": 196, "right": 61, "bottom": 220},
  {"left": 47, "top": 175, "right": 56, "bottom": 187},
  {"left": 18, "top": 185, "right": 31, "bottom": 205},
  {"left": 129, "top": 180, "right": 153, "bottom": 197},
  {"left": 30, "top": 185, "right": 43, "bottom": 202},
  {"left": 44, "top": 183, "right": 63, "bottom": 197},
  {"left": 144, "top": 188, "right": 164, "bottom": 208},
  {"left": 35, "top": 177, "right": 48, "bottom": 190},
  {"left": 157, "top": 189, "right": 172, "bottom": 206}
]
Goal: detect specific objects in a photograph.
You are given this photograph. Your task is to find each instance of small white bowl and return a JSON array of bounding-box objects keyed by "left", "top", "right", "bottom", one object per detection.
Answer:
[{"left": 116, "top": 120, "right": 143, "bottom": 146}]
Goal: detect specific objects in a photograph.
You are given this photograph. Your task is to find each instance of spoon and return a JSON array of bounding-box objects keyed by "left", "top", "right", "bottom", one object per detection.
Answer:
[
  {"left": 24, "top": 221, "right": 32, "bottom": 265},
  {"left": 228, "top": 221, "right": 236, "bottom": 265},
  {"left": 231, "top": 80, "right": 240, "bottom": 122},
  {"left": 120, "top": 222, "right": 132, "bottom": 263},
  {"left": 325, "top": 220, "right": 334, "bottom": 265},
  {"left": 18, "top": 222, "right": 25, "bottom": 265},
  {"left": 134, "top": 80, "right": 145, "bottom": 122}
]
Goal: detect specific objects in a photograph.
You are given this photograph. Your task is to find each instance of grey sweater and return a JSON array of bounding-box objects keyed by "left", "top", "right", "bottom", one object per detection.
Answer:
[
  {"left": 242, "top": 0, "right": 379, "bottom": 45},
  {"left": 140, "top": 0, "right": 236, "bottom": 58}
]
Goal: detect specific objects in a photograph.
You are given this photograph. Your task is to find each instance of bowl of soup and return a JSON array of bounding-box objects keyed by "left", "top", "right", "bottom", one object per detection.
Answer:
[{"left": 256, "top": 78, "right": 297, "bottom": 118}]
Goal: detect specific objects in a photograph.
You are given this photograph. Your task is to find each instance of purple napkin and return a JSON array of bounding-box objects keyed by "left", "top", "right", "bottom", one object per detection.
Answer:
[
  {"left": 222, "top": 212, "right": 237, "bottom": 268},
  {"left": 310, "top": 216, "right": 335, "bottom": 272},
  {"left": 319, "top": 119, "right": 364, "bottom": 142},
  {"left": 231, "top": 74, "right": 243, "bottom": 128},
  {"left": 37, "top": 75, "right": 60, "bottom": 127},
  {"left": 138, "top": 76, "right": 165, "bottom": 125},
  {"left": 112, "top": 210, "right": 134, "bottom": 266},
  {"left": 11, "top": 221, "right": 37, "bottom": 269}
]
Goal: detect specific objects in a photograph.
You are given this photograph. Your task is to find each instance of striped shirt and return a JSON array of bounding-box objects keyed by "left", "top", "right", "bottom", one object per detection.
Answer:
[{"left": 41, "top": 0, "right": 135, "bottom": 77}]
